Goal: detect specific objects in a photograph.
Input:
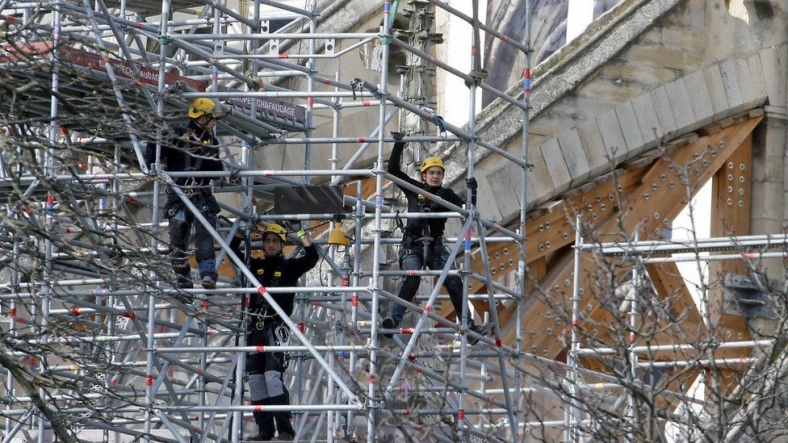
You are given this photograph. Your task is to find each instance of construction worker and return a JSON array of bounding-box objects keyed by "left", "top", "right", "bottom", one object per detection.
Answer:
[
  {"left": 383, "top": 132, "right": 489, "bottom": 344},
  {"left": 144, "top": 97, "right": 227, "bottom": 290},
  {"left": 230, "top": 222, "right": 318, "bottom": 441}
]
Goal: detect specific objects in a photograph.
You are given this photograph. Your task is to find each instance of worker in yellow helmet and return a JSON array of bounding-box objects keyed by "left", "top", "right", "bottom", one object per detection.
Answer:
[
  {"left": 230, "top": 222, "right": 318, "bottom": 441},
  {"left": 143, "top": 97, "right": 228, "bottom": 290},
  {"left": 383, "top": 132, "right": 491, "bottom": 345}
]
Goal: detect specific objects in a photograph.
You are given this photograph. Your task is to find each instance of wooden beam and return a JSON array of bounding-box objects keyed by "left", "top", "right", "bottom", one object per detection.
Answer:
[
  {"left": 705, "top": 127, "right": 754, "bottom": 395},
  {"left": 343, "top": 176, "right": 381, "bottom": 201},
  {"left": 468, "top": 167, "right": 649, "bottom": 295},
  {"left": 646, "top": 262, "right": 701, "bottom": 325},
  {"left": 503, "top": 116, "right": 762, "bottom": 360},
  {"left": 708, "top": 132, "right": 752, "bottom": 330}
]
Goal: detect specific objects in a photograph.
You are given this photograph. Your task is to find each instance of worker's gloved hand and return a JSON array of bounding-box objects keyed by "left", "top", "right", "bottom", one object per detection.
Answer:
[
  {"left": 391, "top": 131, "right": 404, "bottom": 142},
  {"left": 466, "top": 177, "right": 478, "bottom": 206},
  {"left": 285, "top": 221, "right": 306, "bottom": 238}
]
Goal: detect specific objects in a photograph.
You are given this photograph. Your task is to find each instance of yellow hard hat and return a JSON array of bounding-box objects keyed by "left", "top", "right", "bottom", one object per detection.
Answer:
[
  {"left": 420, "top": 157, "right": 445, "bottom": 174},
  {"left": 188, "top": 97, "right": 218, "bottom": 119},
  {"left": 262, "top": 223, "right": 287, "bottom": 242}
]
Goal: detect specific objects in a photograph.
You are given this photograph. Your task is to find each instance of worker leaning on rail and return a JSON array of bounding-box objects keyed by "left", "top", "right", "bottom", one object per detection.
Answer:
[
  {"left": 230, "top": 222, "right": 318, "bottom": 441},
  {"left": 382, "top": 131, "right": 491, "bottom": 344},
  {"left": 144, "top": 97, "right": 228, "bottom": 290}
]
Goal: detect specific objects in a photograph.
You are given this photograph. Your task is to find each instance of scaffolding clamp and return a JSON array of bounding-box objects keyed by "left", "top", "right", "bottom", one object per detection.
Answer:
[{"left": 350, "top": 77, "right": 381, "bottom": 100}]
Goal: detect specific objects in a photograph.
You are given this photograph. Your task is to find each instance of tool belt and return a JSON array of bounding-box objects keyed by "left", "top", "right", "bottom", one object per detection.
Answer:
[
  {"left": 401, "top": 234, "right": 443, "bottom": 255},
  {"left": 162, "top": 189, "right": 220, "bottom": 217}
]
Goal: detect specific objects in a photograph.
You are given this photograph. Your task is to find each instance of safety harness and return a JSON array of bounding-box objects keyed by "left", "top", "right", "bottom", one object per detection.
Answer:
[{"left": 247, "top": 259, "right": 291, "bottom": 368}]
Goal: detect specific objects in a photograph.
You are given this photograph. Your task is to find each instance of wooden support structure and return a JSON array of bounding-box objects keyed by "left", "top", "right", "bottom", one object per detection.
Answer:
[{"left": 470, "top": 112, "right": 762, "bottom": 377}]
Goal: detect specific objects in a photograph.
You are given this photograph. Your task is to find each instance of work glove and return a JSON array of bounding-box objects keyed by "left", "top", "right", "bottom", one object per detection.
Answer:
[
  {"left": 285, "top": 221, "right": 306, "bottom": 238},
  {"left": 466, "top": 177, "right": 478, "bottom": 206}
]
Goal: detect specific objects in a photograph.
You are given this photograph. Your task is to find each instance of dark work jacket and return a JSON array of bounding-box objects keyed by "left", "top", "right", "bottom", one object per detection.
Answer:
[
  {"left": 230, "top": 236, "right": 319, "bottom": 319},
  {"left": 388, "top": 141, "right": 465, "bottom": 240},
  {"left": 144, "top": 120, "right": 223, "bottom": 188}
]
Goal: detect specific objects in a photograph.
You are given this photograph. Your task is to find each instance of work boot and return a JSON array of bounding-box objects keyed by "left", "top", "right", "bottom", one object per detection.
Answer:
[
  {"left": 381, "top": 316, "right": 399, "bottom": 339},
  {"left": 275, "top": 431, "right": 295, "bottom": 441},
  {"left": 269, "top": 393, "right": 295, "bottom": 438},
  {"left": 468, "top": 323, "right": 493, "bottom": 345},
  {"left": 201, "top": 275, "right": 216, "bottom": 290},
  {"left": 246, "top": 431, "right": 274, "bottom": 441},
  {"left": 252, "top": 399, "right": 274, "bottom": 441}
]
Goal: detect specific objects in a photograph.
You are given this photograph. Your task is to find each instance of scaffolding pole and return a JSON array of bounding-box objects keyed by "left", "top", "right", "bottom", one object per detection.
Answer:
[{"left": 3, "top": 1, "right": 759, "bottom": 443}]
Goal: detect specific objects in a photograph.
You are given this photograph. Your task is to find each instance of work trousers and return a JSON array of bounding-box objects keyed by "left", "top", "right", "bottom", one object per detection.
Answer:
[
  {"left": 168, "top": 193, "right": 219, "bottom": 287},
  {"left": 392, "top": 237, "right": 471, "bottom": 326}
]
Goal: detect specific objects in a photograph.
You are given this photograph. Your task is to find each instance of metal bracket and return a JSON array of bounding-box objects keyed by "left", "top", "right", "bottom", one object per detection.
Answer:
[
  {"left": 268, "top": 38, "right": 280, "bottom": 56},
  {"left": 723, "top": 273, "right": 777, "bottom": 319}
]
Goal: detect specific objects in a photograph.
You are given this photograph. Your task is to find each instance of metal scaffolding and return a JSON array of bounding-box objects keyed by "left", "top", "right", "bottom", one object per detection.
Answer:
[
  {"left": 1, "top": 1, "right": 775, "bottom": 443},
  {"left": 0, "top": 1, "right": 535, "bottom": 442}
]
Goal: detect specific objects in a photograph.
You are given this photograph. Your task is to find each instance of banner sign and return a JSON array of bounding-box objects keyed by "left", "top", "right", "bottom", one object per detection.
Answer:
[
  {"left": 59, "top": 45, "right": 207, "bottom": 91},
  {"left": 218, "top": 85, "right": 305, "bottom": 124}
]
